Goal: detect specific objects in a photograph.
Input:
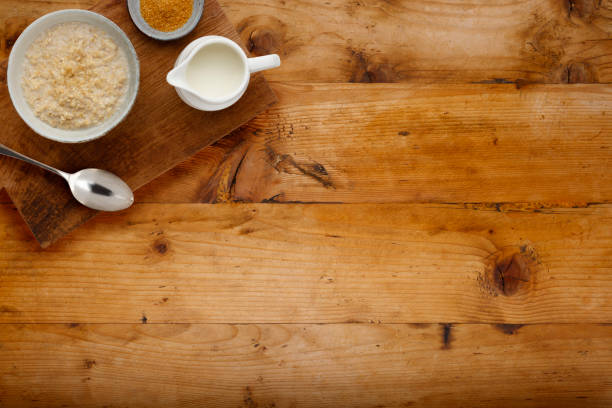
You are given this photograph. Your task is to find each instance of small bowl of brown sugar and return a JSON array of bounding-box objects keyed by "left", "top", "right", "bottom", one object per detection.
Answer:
[{"left": 128, "top": 0, "right": 204, "bottom": 41}]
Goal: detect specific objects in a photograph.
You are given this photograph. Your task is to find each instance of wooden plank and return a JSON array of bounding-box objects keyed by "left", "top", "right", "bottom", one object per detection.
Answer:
[
  {"left": 0, "top": 323, "right": 610, "bottom": 407},
  {"left": 136, "top": 83, "right": 612, "bottom": 204},
  {"left": 225, "top": 0, "right": 612, "bottom": 84},
  {"left": 3, "top": 0, "right": 611, "bottom": 83},
  {"left": 1, "top": 203, "right": 611, "bottom": 324}
]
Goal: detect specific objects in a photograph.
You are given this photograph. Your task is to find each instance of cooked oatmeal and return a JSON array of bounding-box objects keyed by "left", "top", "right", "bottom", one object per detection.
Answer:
[{"left": 21, "top": 22, "right": 129, "bottom": 130}]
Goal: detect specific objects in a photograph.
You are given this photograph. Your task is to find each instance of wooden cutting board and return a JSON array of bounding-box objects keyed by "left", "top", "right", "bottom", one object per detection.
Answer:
[{"left": 0, "top": 0, "right": 277, "bottom": 247}]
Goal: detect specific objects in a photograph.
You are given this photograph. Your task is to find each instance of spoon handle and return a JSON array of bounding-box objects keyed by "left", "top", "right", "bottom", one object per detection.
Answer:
[{"left": 0, "top": 143, "right": 68, "bottom": 180}]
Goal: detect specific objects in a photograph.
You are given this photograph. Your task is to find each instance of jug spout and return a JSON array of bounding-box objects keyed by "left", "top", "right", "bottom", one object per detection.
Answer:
[{"left": 166, "top": 62, "right": 191, "bottom": 92}]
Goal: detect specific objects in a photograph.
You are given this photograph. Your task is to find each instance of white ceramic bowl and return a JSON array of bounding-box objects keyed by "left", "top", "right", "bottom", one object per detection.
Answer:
[{"left": 7, "top": 10, "right": 140, "bottom": 143}]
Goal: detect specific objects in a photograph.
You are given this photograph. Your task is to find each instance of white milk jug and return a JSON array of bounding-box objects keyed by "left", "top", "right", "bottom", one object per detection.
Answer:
[{"left": 167, "top": 36, "right": 280, "bottom": 111}]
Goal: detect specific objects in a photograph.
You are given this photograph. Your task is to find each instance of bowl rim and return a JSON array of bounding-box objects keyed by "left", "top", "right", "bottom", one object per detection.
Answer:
[{"left": 7, "top": 9, "right": 140, "bottom": 144}]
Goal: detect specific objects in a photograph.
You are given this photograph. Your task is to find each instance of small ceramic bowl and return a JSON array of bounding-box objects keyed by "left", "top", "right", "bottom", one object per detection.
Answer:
[
  {"left": 127, "top": 0, "right": 205, "bottom": 41},
  {"left": 7, "top": 9, "right": 140, "bottom": 144}
]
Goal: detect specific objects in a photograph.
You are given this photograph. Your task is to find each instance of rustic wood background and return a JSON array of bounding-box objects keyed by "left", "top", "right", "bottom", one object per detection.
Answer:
[{"left": 1, "top": 0, "right": 611, "bottom": 407}]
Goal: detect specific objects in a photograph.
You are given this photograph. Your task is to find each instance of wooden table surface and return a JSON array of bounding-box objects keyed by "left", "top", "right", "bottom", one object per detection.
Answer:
[{"left": 1, "top": 0, "right": 611, "bottom": 407}]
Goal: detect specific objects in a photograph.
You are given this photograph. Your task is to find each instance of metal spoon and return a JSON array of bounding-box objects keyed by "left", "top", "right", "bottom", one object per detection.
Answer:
[{"left": 0, "top": 143, "right": 134, "bottom": 212}]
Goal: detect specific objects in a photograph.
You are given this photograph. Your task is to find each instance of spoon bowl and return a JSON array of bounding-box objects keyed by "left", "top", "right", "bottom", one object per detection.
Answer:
[{"left": 69, "top": 169, "right": 134, "bottom": 212}]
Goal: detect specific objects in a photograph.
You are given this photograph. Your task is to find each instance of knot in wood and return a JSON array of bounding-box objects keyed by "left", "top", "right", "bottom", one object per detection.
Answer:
[
  {"left": 153, "top": 238, "right": 169, "bottom": 255},
  {"left": 494, "top": 253, "right": 531, "bottom": 296}
]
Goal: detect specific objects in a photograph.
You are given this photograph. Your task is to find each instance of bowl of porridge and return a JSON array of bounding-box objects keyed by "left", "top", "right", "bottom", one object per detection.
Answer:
[{"left": 7, "top": 10, "right": 139, "bottom": 143}]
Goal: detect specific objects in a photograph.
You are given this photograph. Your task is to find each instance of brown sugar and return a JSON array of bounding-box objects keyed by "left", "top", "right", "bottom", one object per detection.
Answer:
[{"left": 140, "top": 0, "right": 193, "bottom": 32}]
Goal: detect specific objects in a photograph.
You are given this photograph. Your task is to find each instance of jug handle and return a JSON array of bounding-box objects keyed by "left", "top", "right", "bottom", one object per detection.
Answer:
[{"left": 248, "top": 54, "right": 281, "bottom": 74}]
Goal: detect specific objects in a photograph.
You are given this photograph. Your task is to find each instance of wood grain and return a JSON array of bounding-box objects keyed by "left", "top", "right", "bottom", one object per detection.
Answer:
[
  {"left": 0, "top": 0, "right": 277, "bottom": 247},
  {"left": 136, "top": 83, "right": 612, "bottom": 204},
  {"left": 1, "top": 203, "right": 611, "bottom": 324},
  {"left": 226, "top": 0, "right": 612, "bottom": 84},
  {"left": 0, "top": 189, "right": 10, "bottom": 203},
  {"left": 4, "top": 0, "right": 611, "bottom": 83},
  {"left": 0, "top": 323, "right": 610, "bottom": 407}
]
